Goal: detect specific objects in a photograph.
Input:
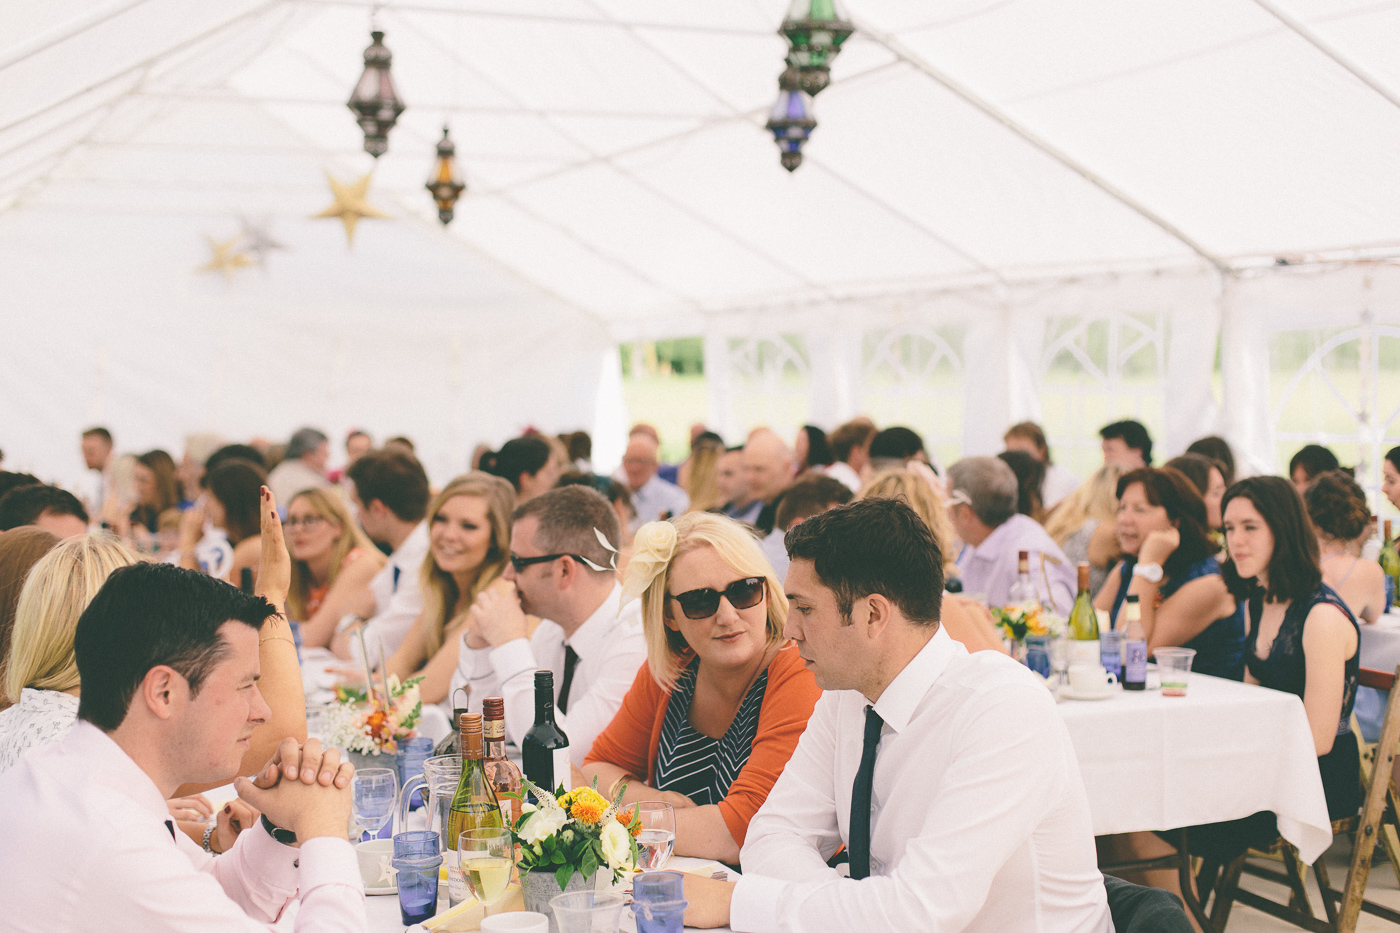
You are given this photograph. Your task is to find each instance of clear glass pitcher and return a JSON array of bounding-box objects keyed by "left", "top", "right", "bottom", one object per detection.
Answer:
[{"left": 396, "top": 754, "right": 462, "bottom": 851}]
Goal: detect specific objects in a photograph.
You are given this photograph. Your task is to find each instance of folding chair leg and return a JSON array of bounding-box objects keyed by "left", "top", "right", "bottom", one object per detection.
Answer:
[
  {"left": 1210, "top": 855, "right": 1246, "bottom": 933},
  {"left": 1314, "top": 856, "right": 1339, "bottom": 926},
  {"left": 1284, "top": 850, "right": 1313, "bottom": 916}
]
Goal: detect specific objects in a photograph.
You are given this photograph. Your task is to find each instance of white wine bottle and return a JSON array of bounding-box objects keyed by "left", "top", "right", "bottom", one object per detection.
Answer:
[
  {"left": 1122, "top": 595, "right": 1147, "bottom": 691},
  {"left": 1067, "top": 562, "right": 1100, "bottom": 669},
  {"left": 445, "top": 713, "right": 504, "bottom": 906}
]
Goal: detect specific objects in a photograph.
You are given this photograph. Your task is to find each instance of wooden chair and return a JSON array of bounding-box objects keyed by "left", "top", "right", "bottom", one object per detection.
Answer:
[{"left": 1202, "top": 665, "right": 1400, "bottom": 933}]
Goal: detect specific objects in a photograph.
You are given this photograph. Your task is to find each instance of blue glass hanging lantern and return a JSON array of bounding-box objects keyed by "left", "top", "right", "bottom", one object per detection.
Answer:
[
  {"left": 779, "top": 0, "right": 854, "bottom": 96},
  {"left": 765, "top": 64, "right": 816, "bottom": 172}
]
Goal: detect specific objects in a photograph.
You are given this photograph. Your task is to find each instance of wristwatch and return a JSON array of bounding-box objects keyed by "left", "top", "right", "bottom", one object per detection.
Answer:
[
  {"left": 261, "top": 814, "right": 298, "bottom": 846},
  {"left": 202, "top": 825, "right": 217, "bottom": 853},
  {"left": 1132, "top": 561, "right": 1164, "bottom": 583}
]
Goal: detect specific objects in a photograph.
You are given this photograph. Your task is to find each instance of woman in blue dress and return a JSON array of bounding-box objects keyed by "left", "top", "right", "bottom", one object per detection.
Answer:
[{"left": 1095, "top": 466, "right": 1245, "bottom": 679}]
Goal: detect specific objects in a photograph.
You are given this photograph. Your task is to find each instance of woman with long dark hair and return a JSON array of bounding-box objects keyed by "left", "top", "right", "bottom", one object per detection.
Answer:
[{"left": 480, "top": 436, "right": 561, "bottom": 504}]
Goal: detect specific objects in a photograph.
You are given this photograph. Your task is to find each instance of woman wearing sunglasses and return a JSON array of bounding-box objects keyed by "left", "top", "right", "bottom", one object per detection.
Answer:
[{"left": 582, "top": 513, "right": 821, "bottom": 864}]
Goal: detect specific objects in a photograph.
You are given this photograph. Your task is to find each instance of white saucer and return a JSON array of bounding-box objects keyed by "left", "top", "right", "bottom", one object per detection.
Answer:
[
  {"left": 1059, "top": 687, "right": 1115, "bottom": 701},
  {"left": 365, "top": 883, "right": 398, "bottom": 896}
]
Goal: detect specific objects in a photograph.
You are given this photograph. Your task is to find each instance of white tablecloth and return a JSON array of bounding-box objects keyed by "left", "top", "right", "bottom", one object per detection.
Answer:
[
  {"left": 1360, "top": 613, "right": 1400, "bottom": 672},
  {"left": 1059, "top": 673, "right": 1332, "bottom": 862}
]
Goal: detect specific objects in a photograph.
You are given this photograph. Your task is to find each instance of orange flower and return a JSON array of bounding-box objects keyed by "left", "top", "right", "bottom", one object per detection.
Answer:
[{"left": 616, "top": 808, "right": 642, "bottom": 839}]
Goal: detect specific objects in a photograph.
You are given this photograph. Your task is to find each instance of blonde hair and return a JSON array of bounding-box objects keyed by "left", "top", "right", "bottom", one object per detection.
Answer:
[
  {"left": 419, "top": 473, "right": 515, "bottom": 657},
  {"left": 859, "top": 469, "right": 957, "bottom": 569},
  {"left": 1044, "top": 464, "right": 1123, "bottom": 545},
  {"left": 637, "top": 513, "right": 788, "bottom": 692},
  {"left": 684, "top": 439, "right": 725, "bottom": 513},
  {"left": 286, "top": 488, "right": 385, "bottom": 621},
  {"left": 5, "top": 534, "right": 139, "bottom": 702}
]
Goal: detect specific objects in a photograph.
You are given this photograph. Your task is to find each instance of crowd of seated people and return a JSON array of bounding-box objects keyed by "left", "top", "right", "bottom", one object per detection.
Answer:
[{"left": 2, "top": 412, "right": 1398, "bottom": 932}]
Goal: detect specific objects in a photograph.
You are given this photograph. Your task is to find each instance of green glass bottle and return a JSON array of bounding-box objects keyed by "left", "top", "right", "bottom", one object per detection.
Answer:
[
  {"left": 445, "top": 713, "right": 504, "bottom": 906},
  {"left": 1381, "top": 519, "right": 1399, "bottom": 610},
  {"left": 1068, "top": 562, "right": 1101, "bottom": 669}
]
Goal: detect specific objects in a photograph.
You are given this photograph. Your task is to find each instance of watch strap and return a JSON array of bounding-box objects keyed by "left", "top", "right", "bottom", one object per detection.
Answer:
[
  {"left": 202, "top": 825, "right": 217, "bottom": 853},
  {"left": 261, "top": 813, "right": 298, "bottom": 846}
]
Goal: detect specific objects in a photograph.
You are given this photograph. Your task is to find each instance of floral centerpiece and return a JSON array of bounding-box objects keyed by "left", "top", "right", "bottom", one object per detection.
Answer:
[
  {"left": 323, "top": 674, "right": 423, "bottom": 757},
  {"left": 991, "top": 602, "right": 1065, "bottom": 642},
  {"left": 505, "top": 778, "right": 641, "bottom": 896}
]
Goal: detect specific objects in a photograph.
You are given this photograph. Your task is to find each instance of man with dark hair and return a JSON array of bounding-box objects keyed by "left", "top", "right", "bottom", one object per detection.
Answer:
[
  {"left": 1288, "top": 443, "right": 1341, "bottom": 495},
  {"left": 336, "top": 448, "right": 433, "bottom": 660},
  {"left": 679, "top": 498, "right": 1112, "bottom": 933},
  {"left": 0, "top": 483, "right": 89, "bottom": 537},
  {"left": 867, "top": 426, "right": 932, "bottom": 474},
  {"left": 81, "top": 426, "right": 115, "bottom": 512},
  {"left": 0, "top": 535, "right": 364, "bottom": 928},
  {"left": 0, "top": 470, "right": 41, "bottom": 506},
  {"left": 452, "top": 485, "right": 646, "bottom": 766},
  {"left": 766, "top": 476, "right": 854, "bottom": 579},
  {"left": 1100, "top": 419, "right": 1153, "bottom": 469},
  {"left": 267, "top": 426, "right": 331, "bottom": 504},
  {"left": 826, "top": 421, "right": 877, "bottom": 494}
]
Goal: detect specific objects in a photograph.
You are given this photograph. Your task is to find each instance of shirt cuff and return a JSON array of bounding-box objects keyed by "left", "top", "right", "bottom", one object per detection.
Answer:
[
  {"left": 489, "top": 638, "right": 537, "bottom": 686},
  {"left": 297, "top": 837, "right": 363, "bottom": 896},
  {"left": 731, "top": 873, "right": 785, "bottom": 933},
  {"left": 237, "top": 815, "right": 300, "bottom": 897}
]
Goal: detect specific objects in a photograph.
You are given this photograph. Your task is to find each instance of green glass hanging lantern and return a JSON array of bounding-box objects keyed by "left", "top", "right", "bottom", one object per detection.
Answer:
[
  {"left": 347, "top": 30, "right": 406, "bottom": 158},
  {"left": 779, "top": 0, "right": 854, "bottom": 96},
  {"left": 425, "top": 126, "right": 467, "bottom": 225},
  {"left": 765, "top": 64, "right": 817, "bottom": 172}
]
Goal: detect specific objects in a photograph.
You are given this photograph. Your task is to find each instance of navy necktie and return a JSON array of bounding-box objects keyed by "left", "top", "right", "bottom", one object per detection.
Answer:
[
  {"left": 164, "top": 820, "right": 176, "bottom": 842},
  {"left": 848, "top": 705, "right": 884, "bottom": 880},
  {"left": 392, "top": 565, "right": 401, "bottom": 591},
  {"left": 558, "top": 645, "right": 579, "bottom": 715}
]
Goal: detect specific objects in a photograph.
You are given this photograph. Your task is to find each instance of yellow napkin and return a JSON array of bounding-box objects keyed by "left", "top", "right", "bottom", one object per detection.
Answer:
[{"left": 422, "top": 884, "right": 524, "bottom": 932}]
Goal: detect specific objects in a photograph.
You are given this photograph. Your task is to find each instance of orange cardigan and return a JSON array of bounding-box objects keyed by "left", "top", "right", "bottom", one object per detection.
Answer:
[{"left": 585, "top": 643, "right": 821, "bottom": 848}]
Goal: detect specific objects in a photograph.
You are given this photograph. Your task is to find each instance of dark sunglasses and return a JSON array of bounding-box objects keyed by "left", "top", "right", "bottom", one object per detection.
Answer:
[
  {"left": 667, "top": 576, "right": 766, "bottom": 620},
  {"left": 510, "top": 552, "right": 601, "bottom": 573}
]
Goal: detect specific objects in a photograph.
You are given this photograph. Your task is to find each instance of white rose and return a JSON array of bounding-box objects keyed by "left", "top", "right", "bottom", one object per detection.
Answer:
[
  {"left": 518, "top": 807, "right": 566, "bottom": 845},
  {"left": 600, "top": 820, "right": 635, "bottom": 872}
]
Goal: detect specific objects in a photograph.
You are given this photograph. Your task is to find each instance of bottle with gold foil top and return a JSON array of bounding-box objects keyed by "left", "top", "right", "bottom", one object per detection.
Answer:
[
  {"left": 482, "top": 697, "right": 523, "bottom": 824},
  {"left": 444, "top": 713, "right": 504, "bottom": 905}
]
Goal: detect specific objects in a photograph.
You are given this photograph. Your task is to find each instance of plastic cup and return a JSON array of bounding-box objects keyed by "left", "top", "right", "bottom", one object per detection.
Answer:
[
  {"left": 394, "top": 830, "right": 440, "bottom": 859},
  {"left": 1155, "top": 647, "right": 1196, "bottom": 697},
  {"left": 634, "top": 900, "right": 686, "bottom": 933},
  {"left": 393, "top": 854, "right": 442, "bottom": 925},
  {"left": 481, "top": 914, "right": 550, "bottom": 932},
  {"left": 549, "top": 891, "right": 627, "bottom": 933}
]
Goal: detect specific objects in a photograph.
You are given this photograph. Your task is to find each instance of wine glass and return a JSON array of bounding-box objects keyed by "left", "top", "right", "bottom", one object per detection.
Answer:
[
  {"left": 352, "top": 767, "right": 398, "bottom": 840},
  {"left": 458, "top": 827, "right": 514, "bottom": 908},
  {"left": 634, "top": 801, "right": 676, "bottom": 871}
]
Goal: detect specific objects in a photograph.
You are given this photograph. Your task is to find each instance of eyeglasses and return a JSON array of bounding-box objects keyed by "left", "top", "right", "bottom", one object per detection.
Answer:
[
  {"left": 944, "top": 490, "right": 972, "bottom": 510},
  {"left": 667, "top": 577, "right": 766, "bottom": 620},
  {"left": 509, "top": 552, "right": 600, "bottom": 574},
  {"left": 282, "top": 515, "right": 327, "bottom": 530}
]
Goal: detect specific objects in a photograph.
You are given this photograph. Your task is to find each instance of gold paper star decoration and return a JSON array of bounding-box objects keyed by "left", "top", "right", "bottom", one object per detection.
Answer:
[
  {"left": 312, "top": 171, "right": 389, "bottom": 245},
  {"left": 198, "top": 235, "right": 256, "bottom": 280}
]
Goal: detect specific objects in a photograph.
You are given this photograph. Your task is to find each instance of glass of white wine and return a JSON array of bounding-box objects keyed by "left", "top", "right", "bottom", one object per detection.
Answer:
[
  {"left": 458, "top": 827, "right": 514, "bottom": 908},
  {"left": 634, "top": 801, "right": 676, "bottom": 872}
]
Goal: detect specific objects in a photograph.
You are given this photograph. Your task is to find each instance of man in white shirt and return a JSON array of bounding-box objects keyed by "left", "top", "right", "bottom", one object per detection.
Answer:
[
  {"left": 452, "top": 485, "right": 646, "bottom": 767},
  {"left": 948, "top": 456, "right": 1078, "bottom": 614},
  {"left": 622, "top": 434, "right": 690, "bottom": 531},
  {"left": 681, "top": 498, "right": 1112, "bottom": 933},
  {"left": 0, "top": 559, "right": 364, "bottom": 932},
  {"left": 824, "top": 420, "right": 876, "bottom": 495},
  {"left": 81, "top": 425, "right": 115, "bottom": 515},
  {"left": 334, "top": 448, "right": 432, "bottom": 660},
  {"left": 267, "top": 427, "right": 332, "bottom": 505}
]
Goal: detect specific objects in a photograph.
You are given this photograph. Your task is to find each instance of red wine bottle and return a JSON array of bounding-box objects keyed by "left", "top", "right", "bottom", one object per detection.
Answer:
[{"left": 521, "top": 670, "right": 570, "bottom": 795}]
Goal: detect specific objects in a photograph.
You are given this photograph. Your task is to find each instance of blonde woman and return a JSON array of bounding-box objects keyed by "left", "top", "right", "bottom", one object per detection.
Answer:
[
  {"left": 1044, "top": 464, "right": 1122, "bottom": 598},
  {"left": 683, "top": 435, "right": 725, "bottom": 513},
  {"left": 859, "top": 469, "right": 1007, "bottom": 655},
  {"left": 382, "top": 473, "right": 514, "bottom": 704},
  {"left": 582, "top": 514, "right": 822, "bottom": 864},
  {"left": 285, "top": 488, "right": 386, "bottom": 648}
]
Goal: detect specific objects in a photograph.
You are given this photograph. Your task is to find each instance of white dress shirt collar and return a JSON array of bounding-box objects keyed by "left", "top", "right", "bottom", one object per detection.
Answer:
[
  {"left": 69, "top": 719, "right": 171, "bottom": 820},
  {"left": 870, "top": 627, "right": 959, "bottom": 735},
  {"left": 564, "top": 582, "right": 626, "bottom": 659}
]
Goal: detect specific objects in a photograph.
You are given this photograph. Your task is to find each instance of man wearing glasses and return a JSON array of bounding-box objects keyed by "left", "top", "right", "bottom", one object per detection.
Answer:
[{"left": 450, "top": 485, "right": 647, "bottom": 772}]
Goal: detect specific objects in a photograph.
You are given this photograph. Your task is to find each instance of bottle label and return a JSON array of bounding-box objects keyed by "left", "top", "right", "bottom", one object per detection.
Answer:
[
  {"left": 445, "top": 851, "right": 466, "bottom": 904},
  {"left": 484, "top": 719, "right": 505, "bottom": 742},
  {"left": 1068, "top": 639, "right": 1100, "bottom": 670},
  {"left": 554, "top": 748, "right": 572, "bottom": 793},
  {"left": 1123, "top": 640, "right": 1148, "bottom": 685}
]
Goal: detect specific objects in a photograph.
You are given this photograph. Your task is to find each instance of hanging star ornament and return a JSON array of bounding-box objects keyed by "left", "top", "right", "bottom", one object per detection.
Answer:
[
  {"left": 238, "top": 215, "right": 288, "bottom": 265},
  {"left": 312, "top": 171, "right": 389, "bottom": 245},
  {"left": 198, "top": 235, "right": 256, "bottom": 280}
]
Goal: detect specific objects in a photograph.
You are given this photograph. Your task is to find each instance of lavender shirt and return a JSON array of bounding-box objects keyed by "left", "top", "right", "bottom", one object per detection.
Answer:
[{"left": 956, "top": 514, "right": 1078, "bottom": 615}]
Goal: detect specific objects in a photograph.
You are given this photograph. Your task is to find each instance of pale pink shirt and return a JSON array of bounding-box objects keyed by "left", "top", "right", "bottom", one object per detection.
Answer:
[
  {"left": 955, "top": 513, "right": 1078, "bottom": 614},
  {"left": 0, "top": 720, "right": 366, "bottom": 933}
]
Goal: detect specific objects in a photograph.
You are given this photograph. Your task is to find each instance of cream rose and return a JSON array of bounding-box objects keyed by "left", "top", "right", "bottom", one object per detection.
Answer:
[
  {"left": 600, "top": 820, "right": 635, "bottom": 872},
  {"left": 518, "top": 807, "right": 566, "bottom": 845},
  {"left": 618, "top": 520, "right": 678, "bottom": 611}
]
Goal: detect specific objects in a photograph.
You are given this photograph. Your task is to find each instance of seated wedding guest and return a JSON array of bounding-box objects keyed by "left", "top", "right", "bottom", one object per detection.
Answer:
[
  {"left": 998, "top": 449, "right": 1047, "bottom": 523},
  {"left": 582, "top": 512, "right": 821, "bottom": 863},
  {"left": 0, "top": 559, "right": 361, "bottom": 931},
  {"left": 130, "top": 449, "right": 182, "bottom": 534},
  {"left": 1165, "top": 452, "right": 1227, "bottom": 532},
  {"left": 334, "top": 448, "right": 431, "bottom": 660},
  {"left": 867, "top": 426, "right": 932, "bottom": 474},
  {"left": 0, "top": 484, "right": 89, "bottom": 538},
  {"left": 205, "top": 442, "right": 267, "bottom": 473},
  {"left": 284, "top": 489, "right": 385, "bottom": 648},
  {"left": 266, "top": 427, "right": 332, "bottom": 504},
  {"left": 80, "top": 426, "right": 115, "bottom": 514},
  {"left": 481, "top": 435, "right": 562, "bottom": 504},
  {"left": 1306, "top": 471, "right": 1386, "bottom": 624},
  {"left": 678, "top": 498, "right": 1112, "bottom": 932},
  {"left": 859, "top": 470, "right": 1006, "bottom": 655},
  {"left": 825, "top": 421, "right": 876, "bottom": 494},
  {"left": 718, "top": 447, "right": 761, "bottom": 525},
  {"left": 176, "top": 433, "right": 224, "bottom": 505},
  {"left": 181, "top": 458, "right": 265, "bottom": 586},
  {"left": 1289, "top": 443, "right": 1340, "bottom": 496},
  {"left": 1044, "top": 465, "right": 1122, "bottom": 598},
  {"left": 453, "top": 485, "right": 647, "bottom": 763},
  {"left": 744, "top": 429, "right": 796, "bottom": 535},
  {"left": 0, "top": 470, "right": 41, "bottom": 507},
  {"left": 327, "top": 429, "right": 372, "bottom": 484},
  {"left": 1100, "top": 419, "right": 1152, "bottom": 469},
  {"left": 948, "top": 456, "right": 1076, "bottom": 614},
  {"left": 622, "top": 433, "right": 690, "bottom": 531},
  {"left": 766, "top": 476, "right": 854, "bottom": 580},
  {"left": 683, "top": 433, "right": 726, "bottom": 513},
  {"left": 1095, "top": 467, "right": 1244, "bottom": 679},
  {"left": 1187, "top": 435, "right": 1237, "bottom": 486},
  {"left": 1102, "top": 476, "right": 1359, "bottom": 901},
  {"left": 794, "top": 425, "right": 834, "bottom": 477},
  {"left": 1004, "top": 421, "right": 1079, "bottom": 511},
  {"left": 563, "top": 430, "right": 593, "bottom": 474},
  {"left": 1385, "top": 446, "right": 1400, "bottom": 511},
  {"left": 0, "top": 528, "right": 60, "bottom": 713},
  {"left": 382, "top": 473, "right": 514, "bottom": 705}
]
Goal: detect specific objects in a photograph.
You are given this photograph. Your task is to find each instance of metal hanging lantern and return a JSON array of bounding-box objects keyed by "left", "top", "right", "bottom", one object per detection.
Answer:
[
  {"left": 779, "top": 0, "right": 854, "bottom": 96},
  {"left": 765, "top": 64, "right": 816, "bottom": 172},
  {"left": 425, "top": 126, "right": 466, "bottom": 225},
  {"left": 347, "top": 30, "right": 406, "bottom": 158}
]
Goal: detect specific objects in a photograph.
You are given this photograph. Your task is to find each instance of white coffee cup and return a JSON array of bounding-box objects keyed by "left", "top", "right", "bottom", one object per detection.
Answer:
[
  {"left": 355, "top": 839, "right": 395, "bottom": 888},
  {"left": 1068, "top": 665, "right": 1118, "bottom": 696},
  {"left": 481, "top": 913, "right": 550, "bottom": 932}
]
